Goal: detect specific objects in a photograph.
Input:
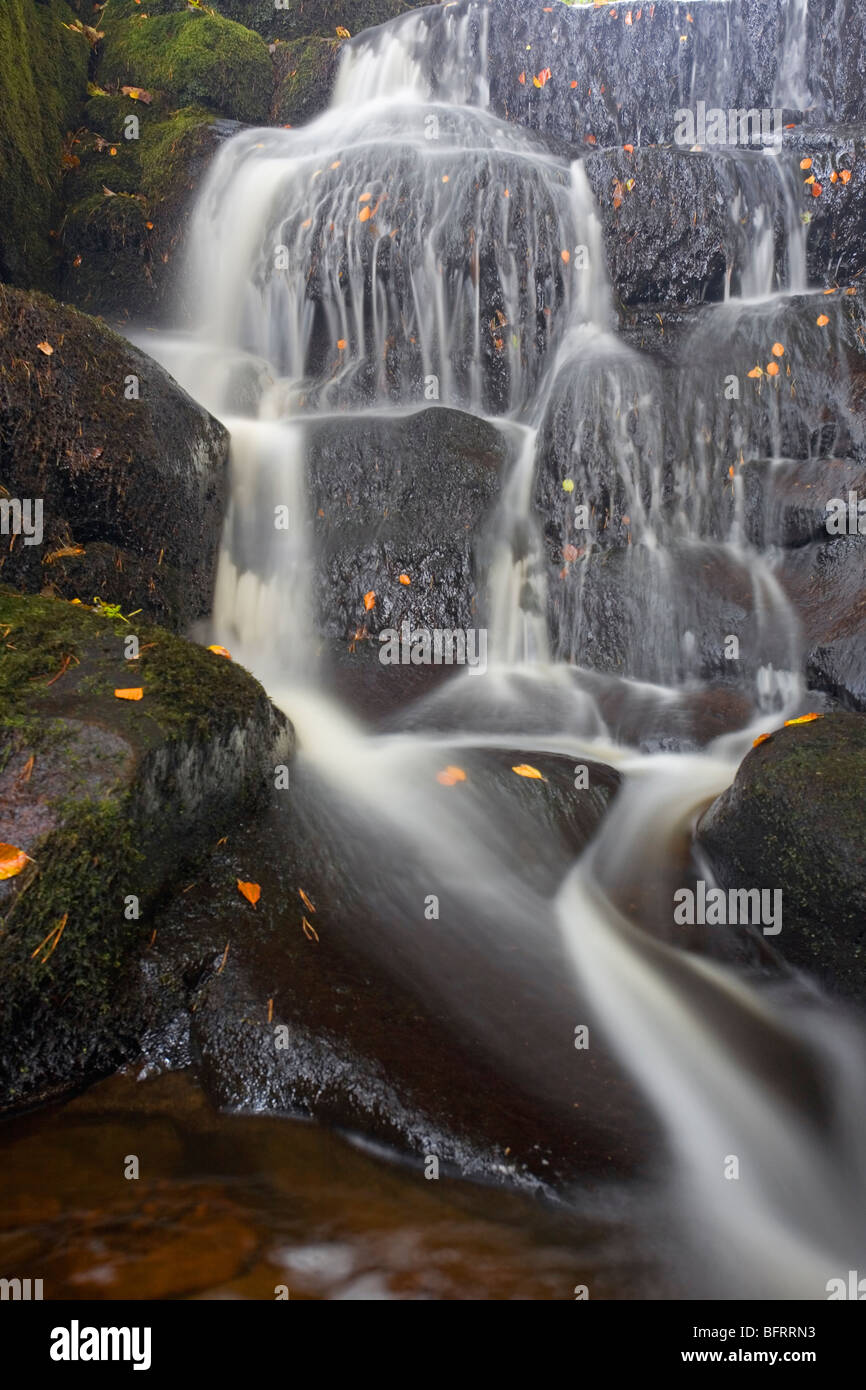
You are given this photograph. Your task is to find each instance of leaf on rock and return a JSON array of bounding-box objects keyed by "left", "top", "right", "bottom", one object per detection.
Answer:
[
  {"left": 0, "top": 843, "right": 32, "bottom": 880},
  {"left": 512, "top": 764, "right": 546, "bottom": 780},
  {"left": 237, "top": 879, "right": 261, "bottom": 907},
  {"left": 114, "top": 687, "right": 143, "bottom": 700}
]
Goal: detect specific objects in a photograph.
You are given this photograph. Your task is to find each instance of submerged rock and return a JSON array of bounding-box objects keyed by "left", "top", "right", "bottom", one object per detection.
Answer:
[
  {"left": 697, "top": 713, "right": 866, "bottom": 1000},
  {"left": 131, "top": 741, "right": 664, "bottom": 1187},
  {"left": 0, "top": 286, "right": 229, "bottom": 631},
  {"left": 0, "top": 589, "right": 292, "bottom": 1112}
]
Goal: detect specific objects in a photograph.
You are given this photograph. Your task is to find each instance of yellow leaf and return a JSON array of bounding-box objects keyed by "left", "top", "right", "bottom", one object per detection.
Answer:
[
  {"left": 436, "top": 765, "right": 467, "bottom": 786},
  {"left": 336, "top": 25, "right": 351, "bottom": 38},
  {"left": 237, "top": 879, "right": 261, "bottom": 907},
  {"left": 0, "top": 843, "right": 31, "bottom": 880},
  {"left": 747, "top": 366, "right": 763, "bottom": 378},
  {"left": 512, "top": 764, "right": 546, "bottom": 780},
  {"left": 114, "top": 687, "right": 143, "bottom": 701},
  {"left": 752, "top": 732, "right": 771, "bottom": 747},
  {"left": 37, "top": 341, "right": 54, "bottom": 356},
  {"left": 207, "top": 644, "right": 232, "bottom": 659},
  {"left": 784, "top": 712, "right": 822, "bottom": 726}
]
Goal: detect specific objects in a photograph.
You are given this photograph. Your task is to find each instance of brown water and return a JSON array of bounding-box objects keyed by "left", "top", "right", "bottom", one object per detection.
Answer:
[{"left": 0, "top": 1069, "right": 669, "bottom": 1301}]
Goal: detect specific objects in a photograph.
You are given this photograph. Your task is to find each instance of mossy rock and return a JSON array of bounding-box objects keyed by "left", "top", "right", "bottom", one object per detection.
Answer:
[
  {"left": 207, "top": 0, "right": 429, "bottom": 43},
  {"left": 0, "top": 588, "right": 293, "bottom": 1111},
  {"left": 0, "top": 285, "right": 229, "bottom": 631},
  {"left": 271, "top": 37, "right": 343, "bottom": 125},
  {"left": 697, "top": 713, "right": 866, "bottom": 1001},
  {"left": 0, "top": 0, "right": 89, "bottom": 291},
  {"left": 99, "top": 2, "right": 274, "bottom": 123},
  {"left": 59, "top": 106, "right": 224, "bottom": 322}
]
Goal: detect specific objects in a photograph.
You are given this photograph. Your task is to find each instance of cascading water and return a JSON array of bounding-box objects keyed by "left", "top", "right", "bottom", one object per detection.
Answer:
[{"left": 143, "top": 0, "right": 866, "bottom": 1298}]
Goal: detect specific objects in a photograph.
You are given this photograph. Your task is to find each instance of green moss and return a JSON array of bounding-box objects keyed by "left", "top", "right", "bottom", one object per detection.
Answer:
[
  {"left": 271, "top": 36, "right": 342, "bottom": 125},
  {"left": 207, "top": 0, "right": 426, "bottom": 43},
  {"left": 0, "top": 0, "right": 89, "bottom": 290},
  {"left": 100, "top": 4, "right": 274, "bottom": 123}
]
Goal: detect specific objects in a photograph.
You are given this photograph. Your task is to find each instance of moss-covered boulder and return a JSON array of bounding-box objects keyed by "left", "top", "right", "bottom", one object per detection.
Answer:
[
  {"left": 58, "top": 102, "right": 228, "bottom": 323},
  {"left": 697, "top": 714, "right": 866, "bottom": 1001},
  {"left": 0, "top": 286, "right": 229, "bottom": 630},
  {"left": 271, "top": 37, "right": 343, "bottom": 125},
  {"left": 209, "top": 0, "right": 428, "bottom": 43},
  {"left": 100, "top": 2, "right": 273, "bottom": 124},
  {"left": 0, "top": 0, "right": 89, "bottom": 291},
  {"left": 0, "top": 589, "right": 292, "bottom": 1111}
]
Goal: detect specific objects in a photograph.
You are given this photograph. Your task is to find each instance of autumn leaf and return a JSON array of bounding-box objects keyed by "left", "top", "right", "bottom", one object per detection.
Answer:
[
  {"left": 359, "top": 206, "right": 372, "bottom": 222},
  {"left": 512, "top": 764, "right": 546, "bottom": 781},
  {"left": 363, "top": 590, "right": 376, "bottom": 611},
  {"left": 302, "top": 916, "right": 319, "bottom": 942},
  {"left": 811, "top": 183, "right": 823, "bottom": 197},
  {"left": 237, "top": 879, "right": 261, "bottom": 907},
  {"left": 747, "top": 366, "right": 763, "bottom": 379},
  {"left": 771, "top": 342, "right": 785, "bottom": 356},
  {"left": 114, "top": 687, "right": 143, "bottom": 701},
  {"left": 207, "top": 644, "right": 232, "bottom": 659},
  {"left": 398, "top": 573, "right": 411, "bottom": 585},
  {"left": 436, "top": 765, "right": 467, "bottom": 786},
  {"left": 561, "top": 249, "right": 571, "bottom": 263},
  {"left": 562, "top": 477, "right": 575, "bottom": 493},
  {"left": 337, "top": 338, "right": 347, "bottom": 350},
  {"left": 0, "top": 843, "right": 32, "bottom": 881},
  {"left": 785, "top": 712, "right": 822, "bottom": 726},
  {"left": 121, "top": 86, "right": 153, "bottom": 103},
  {"left": 816, "top": 314, "right": 830, "bottom": 327},
  {"left": 37, "top": 341, "right": 54, "bottom": 356},
  {"left": 840, "top": 169, "right": 852, "bottom": 184},
  {"left": 766, "top": 361, "right": 780, "bottom": 376},
  {"left": 299, "top": 888, "right": 316, "bottom": 913},
  {"left": 800, "top": 157, "right": 812, "bottom": 170},
  {"left": 752, "top": 732, "right": 771, "bottom": 748},
  {"left": 336, "top": 25, "right": 351, "bottom": 38}
]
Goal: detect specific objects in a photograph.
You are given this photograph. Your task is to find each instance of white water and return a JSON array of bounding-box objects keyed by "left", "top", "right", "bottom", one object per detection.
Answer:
[{"left": 143, "top": 3, "right": 866, "bottom": 1297}]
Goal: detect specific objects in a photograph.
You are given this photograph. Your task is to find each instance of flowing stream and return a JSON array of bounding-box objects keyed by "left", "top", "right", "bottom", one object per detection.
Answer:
[{"left": 142, "top": 2, "right": 866, "bottom": 1299}]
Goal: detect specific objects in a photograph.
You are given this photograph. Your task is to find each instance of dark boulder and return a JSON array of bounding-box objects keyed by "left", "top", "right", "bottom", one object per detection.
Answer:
[
  {"left": 780, "top": 534, "right": 866, "bottom": 710},
  {"left": 0, "top": 589, "right": 293, "bottom": 1111},
  {"left": 0, "top": 286, "right": 229, "bottom": 631},
  {"left": 305, "top": 407, "right": 506, "bottom": 640},
  {"left": 697, "top": 713, "right": 866, "bottom": 999}
]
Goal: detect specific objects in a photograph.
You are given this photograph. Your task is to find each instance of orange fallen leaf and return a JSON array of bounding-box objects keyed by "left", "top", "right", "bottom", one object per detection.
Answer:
[
  {"left": 800, "top": 157, "right": 812, "bottom": 170},
  {"left": 207, "top": 644, "right": 232, "bottom": 659},
  {"left": 37, "top": 341, "right": 53, "bottom": 356},
  {"left": 766, "top": 361, "right": 780, "bottom": 376},
  {"left": 817, "top": 314, "right": 830, "bottom": 327},
  {"left": 436, "top": 765, "right": 467, "bottom": 786},
  {"left": 771, "top": 342, "right": 785, "bottom": 356},
  {"left": 784, "top": 712, "right": 822, "bottom": 726},
  {"left": 623, "top": 143, "right": 634, "bottom": 153},
  {"left": 237, "top": 879, "right": 261, "bottom": 907},
  {"left": 512, "top": 764, "right": 546, "bottom": 781},
  {"left": 114, "top": 687, "right": 143, "bottom": 701},
  {"left": 840, "top": 169, "right": 852, "bottom": 184},
  {"left": 363, "top": 590, "right": 376, "bottom": 611},
  {"left": 398, "top": 573, "right": 411, "bottom": 585},
  {"left": 830, "top": 171, "right": 839, "bottom": 184},
  {"left": 752, "top": 732, "right": 771, "bottom": 748},
  {"left": 561, "top": 249, "right": 571, "bottom": 263},
  {"left": 299, "top": 888, "right": 316, "bottom": 913},
  {"left": 0, "top": 843, "right": 32, "bottom": 880},
  {"left": 747, "top": 366, "right": 763, "bottom": 378},
  {"left": 302, "top": 916, "right": 319, "bottom": 942},
  {"left": 337, "top": 338, "right": 347, "bottom": 350},
  {"left": 518, "top": 72, "right": 526, "bottom": 85},
  {"left": 359, "top": 206, "right": 372, "bottom": 222},
  {"left": 811, "top": 183, "right": 823, "bottom": 197}
]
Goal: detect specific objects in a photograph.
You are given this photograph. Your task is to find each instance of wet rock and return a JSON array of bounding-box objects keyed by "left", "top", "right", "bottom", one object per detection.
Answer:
[
  {"left": 0, "top": 589, "right": 293, "bottom": 1112},
  {"left": 738, "top": 458, "right": 866, "bottom": 549},
  {"left": 780, "top": 534, "right": 866, "bottom": 709},
  {"left": 0, "top": 286, "right": 229, "bottom": 630},
  {"left": 134, "top": 742, "right": 663, "bottom": 1187},
  {"left": 304, "top": 407, "right": 506, "bottom": 639},
  {"left": 59, "top": 104, "right": 237, "bottom": 325},
  {"left": 270, "top": 37, "right": 343, "bottom": 126},
  {"left": 0, "top": 0, "right": 89, "bottom": 292},
  {"left": 785, "top": 127, "right": 866, "bottom": 287},
  {"left": 697, "top": 713, "right": 866, "bottom": 999}
]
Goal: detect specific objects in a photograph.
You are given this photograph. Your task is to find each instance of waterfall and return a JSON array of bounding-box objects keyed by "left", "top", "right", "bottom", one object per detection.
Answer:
[{"left": 138, "top": 0, "right": 866, "bottom": 1300}]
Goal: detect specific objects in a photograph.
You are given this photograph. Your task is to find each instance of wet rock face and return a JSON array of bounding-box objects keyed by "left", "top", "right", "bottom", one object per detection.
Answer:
[
  {"left": 697, "top": 714, "right": 866, "bottom": 1000},
  {"left": 131, "top": 744, "right": 664, "bottom": 1187},
  {"left": 271, "top": 37, "right": 344, "bottom": 126},
  {"left": 0, "top": 286, "right": 229, "bottom": 631},
  {"left": 304, "top": 408, "right": 506, "bottom": 640},
  {"left": 0, "top": 590, "right": 293, "bottom": 1113},
  {"left": 208, "top": 0, "right": 431, "bottom": 43}
]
